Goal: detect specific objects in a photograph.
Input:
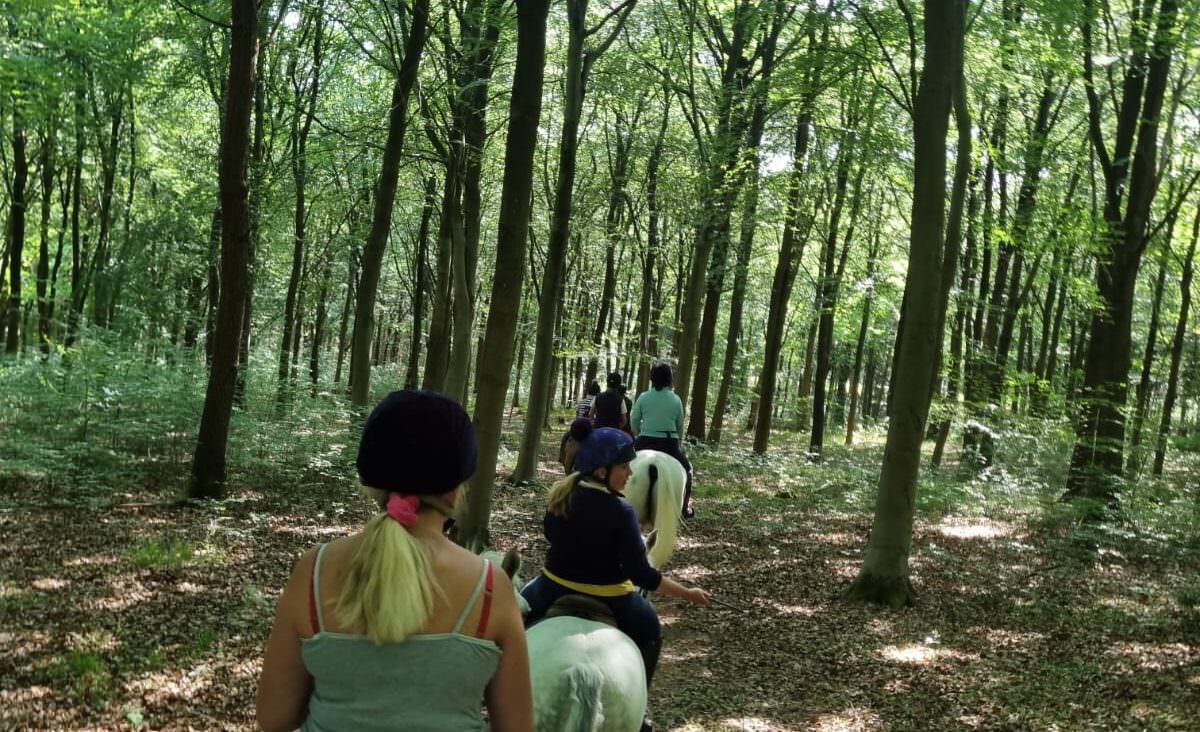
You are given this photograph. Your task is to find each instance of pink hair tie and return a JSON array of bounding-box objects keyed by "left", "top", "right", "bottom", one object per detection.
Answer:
[{"left": 386, "top": 494, "right": 421, "bottom": 528}]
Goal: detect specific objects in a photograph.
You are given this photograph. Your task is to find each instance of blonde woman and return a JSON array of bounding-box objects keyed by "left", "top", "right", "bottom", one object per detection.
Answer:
[{"left": 256, "top": 390, "right": 532, "bottom": 732}]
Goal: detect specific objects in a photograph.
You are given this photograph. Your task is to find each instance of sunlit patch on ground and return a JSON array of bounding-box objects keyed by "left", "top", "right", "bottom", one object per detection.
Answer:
[
  {"left": 1104, "top": 641, "right": 1197, "bottom": 671},
  {"left": 0, "top": 630, "right": 52, "bottom": 659},
  {"left": 879, "top": 642, "right": 977, "bottom": 666},
  {"left": 934, "top": 518, "right": 1013, "bottom": 540},
  {"left": 61, "top": 554, "right": 118, "bottom": 567},
  {"left": 979, "top": 628, "right": 1045, "bottom": 651},
  {"left": 807, "top": 707, "right": 882, "bottom": 731},
  {"left": 31, "top": 577, "right": 69, "bottom": 591},
  {"left": 760, "top": 599, "right": 817, "bottom": 617},
  {"left": 717, "top": 716, "right": 793, "bottom": 731}
]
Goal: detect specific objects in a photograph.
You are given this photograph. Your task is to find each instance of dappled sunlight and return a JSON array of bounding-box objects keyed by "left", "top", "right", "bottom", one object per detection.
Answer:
[
  {"left": 880, "top": 641, "right": 977, "bottom": 666},
  {"left": 31, "top": 577, "right": 70, "bottom": 591},
  {"left": 0, "top": 630, "right": 52, "bottom": 660},
  {"left": 62, "top": 553, "right": 118, "bottom": 568},
  {"left": 125, "top": 662, "right": 216, "bottom": 703},
  {"left": 663, "top": 646, "right": 708, "bottom": 663},
  {"left": 1104, "top": 641, "right": 1196, "bottom": 671},
  {"left": 760, "top": 599, "right": 818, "bottom": 617},
  {"left": 811, "top": 531, "right": 862, "bottom": 547},
  {"left": 934, "top": 518, "right": 1013, "bottom": 540},
  {"left": 1098, "top": 595, "right": 1157, "bottom": 615},
  {"left": 716, "top": 716, "right": 792, "bottom": 731},
  {"left": 829, "top": 557, "right": 860, "bottom": 580},
  {"left": 980, "top": 628, "right": 1045, "bottom": 651},
  {"left": 808, "top": 707, "right": 883, "bottom": 731},
  {"left": 274, "top": 524, "right": 357, "bottom": 538},
  {"left": 90, "top": 575, "right": 156, "bottom": 612}
]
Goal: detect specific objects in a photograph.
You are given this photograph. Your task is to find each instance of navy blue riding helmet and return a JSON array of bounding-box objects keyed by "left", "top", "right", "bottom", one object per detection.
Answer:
[{"left": 570, "top": 418, "right": 636, "bottom": 476}]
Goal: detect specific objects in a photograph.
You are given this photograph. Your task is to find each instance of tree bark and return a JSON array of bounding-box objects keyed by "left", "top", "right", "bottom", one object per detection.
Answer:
[
  {"left": 349, "top": 0, "right": 430, "bottom": 406},
  {"left": 455, "top": 0, "right": 549, "bottom": 548},
  {"left": 190, "top": 0, "right": 258, "bottom": 498},
  {"left": 1154, "top": 209, "right": 1198, "bottom": 475},
  {"left": 1066, "top": 0, "right": 1180, "bottom": 500},
  {"left": 754, "top": 114, "right": 814, "bottom": 453},
  {"left": 845, "top": 0, "right": 962, "bottom": 608},
  {"left": 513, "top": 0, "right": 635, "bottom": 481},
  {"left": 5, "top": 101, "right": 28, "bottom": 355}
]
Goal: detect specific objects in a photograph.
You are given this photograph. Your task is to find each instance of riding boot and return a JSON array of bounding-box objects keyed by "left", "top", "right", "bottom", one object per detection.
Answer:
[
  {"left": 682, "top": 471, "right": 694, "bottom": 518},
  {"left": 637, "top": 639, "right": 662, "bottom": 732}
]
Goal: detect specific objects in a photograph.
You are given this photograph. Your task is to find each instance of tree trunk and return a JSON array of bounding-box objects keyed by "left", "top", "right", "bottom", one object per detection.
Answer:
[
  {"left": 406, "top": 176, "right": 437, "bottom": 389},
  {"left": 845, "top": 0, "right": 962, "bottom": 608},
  {"left": 1128, "top": 257, "right": 1168, "bottom": 472},
  {"left": 36, "top": 125, "right": 56, "bottom": 354},
  {"left": 810, "top": 131, "right": 856, "bottom": 459},
  {"left": 635, "top": 97, "right": 669, "bottom": 396},
  {"left": 1154, "top": 209, "right": 1198, "bottom": 474},
  {"left": 424, "top": 171, "right": 455, "bottom": 392},
  {"left": 5, "top": 102, "right": 28, "bottom": 355},
  {"left": 348, "top": 0, "right": 429, "bottom": 406},
  {"left": 455, "top": 0, "right": 549, "bottom": 548},
  {"left": 190, "top": 0, "right": 258, "bottom": 499},
  {"left": 514, "top": 0, "right": 633, "bottom": 481},
  {"left": 1066, "top": 0, "right": 1180, "bottom": 500},
  {"left": 754, "top": 114, "right": 814, "bottom": 453},
  {"left": 846, "top": 228, "right": 881, "bottom": 446}
]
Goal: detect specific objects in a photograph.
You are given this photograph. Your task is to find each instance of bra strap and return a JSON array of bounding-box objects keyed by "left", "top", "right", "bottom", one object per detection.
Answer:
[
  {"left": 452, "top": 558, "right": 491, "bottom": 635},
  {"left": 474, "top": 562, "right": 495, "bottom": 638},
  {"left": 309, "top": 543, "right": 328, "bottom": 634}
]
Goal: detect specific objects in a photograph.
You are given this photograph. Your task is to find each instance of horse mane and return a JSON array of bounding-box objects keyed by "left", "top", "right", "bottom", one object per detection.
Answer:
[{"left": 633, "top": 450, "right": 685, "bottom": 569}]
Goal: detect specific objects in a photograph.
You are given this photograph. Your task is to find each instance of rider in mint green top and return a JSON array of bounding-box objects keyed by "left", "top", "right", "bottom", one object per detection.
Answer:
[
  {"left": 629, "top": 387, "right": 684, "bottom": 438},
  {"left": 300, "top": 544, "right": 501, "bottom": 732}
]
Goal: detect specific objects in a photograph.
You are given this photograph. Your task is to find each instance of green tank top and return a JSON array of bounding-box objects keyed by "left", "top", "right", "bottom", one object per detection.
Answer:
[{"left": 299, "top": 544, "right": 502, "bottom": 732}]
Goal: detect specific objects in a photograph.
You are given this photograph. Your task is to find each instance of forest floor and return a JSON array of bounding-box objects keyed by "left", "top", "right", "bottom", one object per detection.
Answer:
[{"left": 2, "top": 409, "right": 1200, "bottom": 731}]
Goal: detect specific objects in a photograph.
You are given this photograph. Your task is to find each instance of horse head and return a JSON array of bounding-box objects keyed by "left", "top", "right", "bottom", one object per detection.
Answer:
[{"left": 480, "top": 548, "right": 530, "bottom": 616}]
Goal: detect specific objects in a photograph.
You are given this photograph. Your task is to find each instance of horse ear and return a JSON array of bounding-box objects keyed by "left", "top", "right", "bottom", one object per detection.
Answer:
[{"left": 501, "top": 549, "right": 521, "bottom": 579}]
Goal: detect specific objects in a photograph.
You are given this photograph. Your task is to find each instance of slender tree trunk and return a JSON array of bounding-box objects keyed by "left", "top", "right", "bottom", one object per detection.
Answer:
[
  {"left": 424, "top": 171, "right": 455, "bottom": 391},
  {"left": 754, "top": 114, "right": 813, "bottom": 453},
  {"left": 1128, "top": 258, "right": 1168, "bottom": 472},
  {"left": 405, "top": 176, "right": 436, "bottom": 389},
  {"left": 191, "top": 0, "right": 258, "bottom": 498},
  {"left": 335, "top": 252, "right": 356, "bottom": 385},
  {"left": 810, "top": 132, "right": 856, "bottom": 458},
  {"left": 349, "top": 0, "right": 429, "bottom": 406},
  {"left": 1155, "top": 209, "right": 1198, "bottom": 474},
  {"left": 36, "top": 126, "right": 56, "bottom": 354},
  {"left": 514, "top": 0, "right": 634, "bottom": 480},
  {"left": 455, "top": 0, "right": 549, "bottom": 547},
  {"left": 5, "top": 99, "right": 28, "bottom": 354},
  {"left": 845, "top": 0, "right": 962, "bottom": 608},
  {"left": 846, "top": 228, "right": 881, "bottom": 446}
]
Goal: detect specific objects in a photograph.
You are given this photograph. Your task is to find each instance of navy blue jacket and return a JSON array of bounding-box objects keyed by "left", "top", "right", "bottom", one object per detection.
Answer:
[{"left": 543, "top": 482, "right": 663, "bottom": 592}]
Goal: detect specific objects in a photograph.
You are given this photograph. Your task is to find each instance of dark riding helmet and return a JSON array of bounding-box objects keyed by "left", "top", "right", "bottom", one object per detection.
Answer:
[
  {"left": 570, "top": 418, "right": 636, "bottom": 476},
  {"left": 356, "top": 390, "right": 477, "bottom": 494},
  {"left": 650, "top": 361, "right": 673, "bottom": 389},
  {"left": 606, "top": 371, "right": 623, "bottom": 389}
]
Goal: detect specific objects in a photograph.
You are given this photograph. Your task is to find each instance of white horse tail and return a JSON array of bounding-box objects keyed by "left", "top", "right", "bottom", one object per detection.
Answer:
[
  {"left": 645, "top": 452, "right": 686, "bottom": 569},
  {"left": 557, "top": 664, "right": 605, "bottom": 732}
]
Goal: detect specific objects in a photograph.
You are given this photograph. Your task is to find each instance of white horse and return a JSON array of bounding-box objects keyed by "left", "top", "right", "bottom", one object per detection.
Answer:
[
  {"left": 482, "top": 551, "right": 648, "bottom": 732},
  {"left": 624, "top": 449, "right": 687, "bottom": 569}
]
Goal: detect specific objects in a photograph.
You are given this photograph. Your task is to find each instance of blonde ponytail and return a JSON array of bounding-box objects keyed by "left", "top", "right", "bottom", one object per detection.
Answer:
[
  {"left": 336, "top": 492, "right": 438, "bottom": 645},
  {"left": 546, "top": 473, "right": 581, "bottom": 517}
]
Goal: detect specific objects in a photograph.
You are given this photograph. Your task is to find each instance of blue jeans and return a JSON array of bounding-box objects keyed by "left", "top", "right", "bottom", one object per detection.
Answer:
[{"left": 520, "top": 574, "right": 661, "bottom": 646}]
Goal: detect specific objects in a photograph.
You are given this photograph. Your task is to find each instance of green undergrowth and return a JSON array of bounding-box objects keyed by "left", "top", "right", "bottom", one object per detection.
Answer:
[{"left": 2, "top": 333, "right": 1197, "bottom": 549}]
